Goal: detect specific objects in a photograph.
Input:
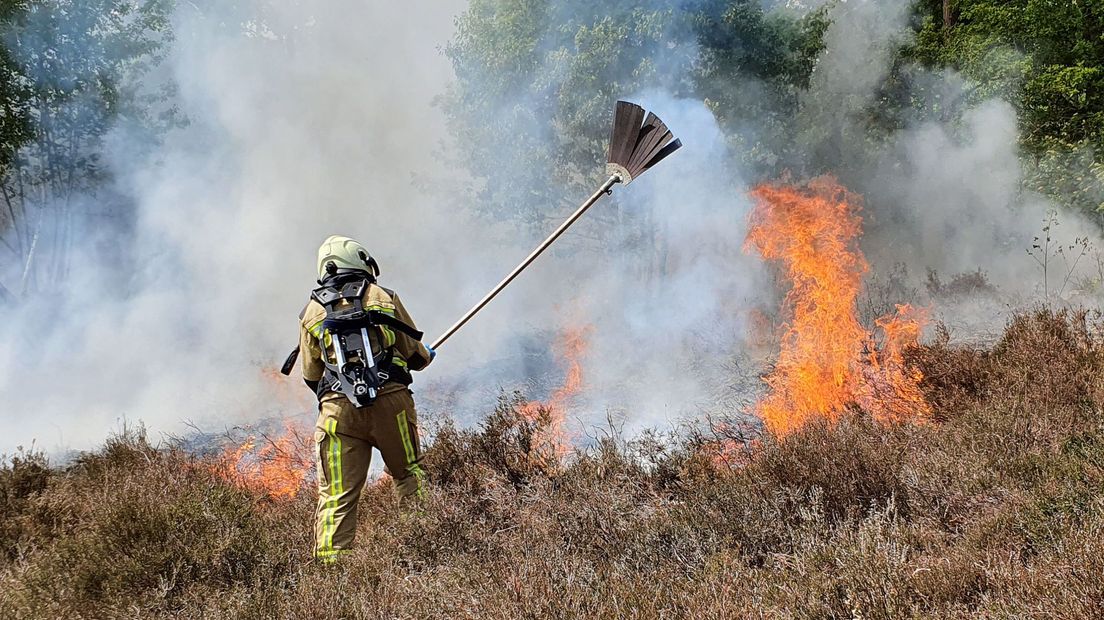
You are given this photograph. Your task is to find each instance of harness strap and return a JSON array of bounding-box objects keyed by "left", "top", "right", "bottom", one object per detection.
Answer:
[
  {"left": 320, "top": 311, "right": 422, "bottom": 342},
  {"left": 368, "top": 311, "right": 424, "bottom": 341}
]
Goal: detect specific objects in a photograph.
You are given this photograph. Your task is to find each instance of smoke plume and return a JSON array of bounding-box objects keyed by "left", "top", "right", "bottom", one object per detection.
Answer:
[{"left": 1, "top": 0, "right": 1101, "bottom": 456}]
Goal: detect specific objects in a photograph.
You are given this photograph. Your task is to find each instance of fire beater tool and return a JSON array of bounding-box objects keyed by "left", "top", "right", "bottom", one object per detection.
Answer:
[
  {"left": 280, "top": 100, "right": 681, "bottom": 376},
  {"left": 429, "top": 100, "right": 682, "bottom": 350}
]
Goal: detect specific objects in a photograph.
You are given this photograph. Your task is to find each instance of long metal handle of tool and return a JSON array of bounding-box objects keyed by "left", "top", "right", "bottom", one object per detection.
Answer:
[{"left": 431, "top": 174, "right": 622, "bottom": 350}]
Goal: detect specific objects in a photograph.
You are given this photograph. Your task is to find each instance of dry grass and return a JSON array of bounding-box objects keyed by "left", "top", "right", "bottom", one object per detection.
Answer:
[{"left": 2, "top": 309, "right": 1103, "bottom": 619}]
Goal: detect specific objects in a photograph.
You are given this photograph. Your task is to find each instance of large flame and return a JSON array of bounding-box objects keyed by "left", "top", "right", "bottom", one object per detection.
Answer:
[
  {"left": 517, "top": 327, "right": 591, "bottom": 464},
  {"left": 746, "top": 177, "right": 931, "bottom": 436}
]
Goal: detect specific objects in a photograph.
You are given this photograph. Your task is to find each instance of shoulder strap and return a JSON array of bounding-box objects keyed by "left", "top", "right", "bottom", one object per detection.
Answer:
[
  {"left": 368, "top": 310, "right": 424, "bottom": 341},
  {"left": 370, "top": 286, "right": 422, "bottom": 341}
]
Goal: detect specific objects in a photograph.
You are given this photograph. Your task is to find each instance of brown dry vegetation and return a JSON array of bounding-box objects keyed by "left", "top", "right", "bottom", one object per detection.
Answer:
[{"left": 2, "top": 309, "right": 1104, "bottom": 619}]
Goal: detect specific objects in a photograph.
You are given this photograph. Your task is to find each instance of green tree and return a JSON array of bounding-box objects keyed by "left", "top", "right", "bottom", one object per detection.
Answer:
[
  {"left": 0, "top": 1, "right": 33, "bottom": 276},
  {"left": 694, "top": 1, "right": 828, "bottom": 177},
  {"left": 441, "top": 0, "right": 827, "bottom": 233},
  {"left": 910, "top": 0, "right": 1104, "bottom": 216},
  {"left": 0, "top": 0, "right": 174, "bottom": 296},
  {"left": 442, "top": 0, "right": 697, "bottom": 235}
]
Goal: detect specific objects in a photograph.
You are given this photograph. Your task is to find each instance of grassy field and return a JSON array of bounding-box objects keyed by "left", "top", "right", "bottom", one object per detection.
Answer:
[{"left": 2, "top": 309, "right": 1103, "bottom": 619}]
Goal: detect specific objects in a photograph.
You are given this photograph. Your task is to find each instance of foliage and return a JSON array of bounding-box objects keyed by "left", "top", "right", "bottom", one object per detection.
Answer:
[
  {"left": 0, "top": 0, "right": 1100, "bottom": 292},
  {"left": 910, "top": 0, "right": 1104, "bottom": 215},
  {"left": 693, "top": 1, "right": 829, "bottom": 176},
  {"left": 442, "top": 0, "right": 692, "bottom": 232},
  {"left": 0, "top": 1, "right": 31, "bottom": 176},
  {"left": 0, "top": 0, "right": 174, "bottom": 297},
  {"left": 440, "top": 0, "right": 827, "bottom": 231},
  {"left": 442, "top": 0, "right": 1104, "bottom": 227}
]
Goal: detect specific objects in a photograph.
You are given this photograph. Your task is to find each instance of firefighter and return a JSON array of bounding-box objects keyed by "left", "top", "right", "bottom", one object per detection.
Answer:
[{"left": 298, "top": 235, "right": 435, "bottom": 563}]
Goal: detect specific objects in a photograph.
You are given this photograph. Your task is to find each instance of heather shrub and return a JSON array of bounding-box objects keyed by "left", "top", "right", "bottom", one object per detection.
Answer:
[
  {"left": 1, "top": 309, "right": 1102, "bottom": 618},
  {"left": 0, "top": 448, "right": 51, "bottom": 562},
  {"left": 0, "top": 430, "right": 310, "bottom": 617}
]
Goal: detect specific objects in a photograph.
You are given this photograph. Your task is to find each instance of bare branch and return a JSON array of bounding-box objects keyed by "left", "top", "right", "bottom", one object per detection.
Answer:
[
  {"left": 0, "top": 279, "right": 14, "bottom": 305},
  {"left": 20, "top": 214, "right": 41, "bottom": 295}
]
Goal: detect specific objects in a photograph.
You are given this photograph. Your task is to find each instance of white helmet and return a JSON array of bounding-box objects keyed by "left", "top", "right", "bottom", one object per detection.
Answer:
[{"left": 316, "top": 235, "right": 379, "bottom": 280}]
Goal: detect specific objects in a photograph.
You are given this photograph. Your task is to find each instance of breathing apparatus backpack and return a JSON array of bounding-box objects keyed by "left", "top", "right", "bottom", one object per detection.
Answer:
[{"left": 310, "top": 274, "right": 424, "bottom": 407}]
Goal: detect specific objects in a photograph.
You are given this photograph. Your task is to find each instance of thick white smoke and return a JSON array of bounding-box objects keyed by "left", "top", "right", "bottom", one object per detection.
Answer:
[
  {"left": 1, "top": 1, "right": 473, "bottom": 453},
  {"left": 2, "top": 0, "right": 1102, "bottom": 456},
  {"left": 803, "top": 1, "right": 1103, "bottom": 334},
  {"left": 0, "top": 0, "right": 765, "bottom": 454}
]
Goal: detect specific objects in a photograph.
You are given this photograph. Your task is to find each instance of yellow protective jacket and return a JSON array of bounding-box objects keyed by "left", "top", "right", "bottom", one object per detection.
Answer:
[{"left": 299, "top": 281, "right": 433, "bottom": 402}]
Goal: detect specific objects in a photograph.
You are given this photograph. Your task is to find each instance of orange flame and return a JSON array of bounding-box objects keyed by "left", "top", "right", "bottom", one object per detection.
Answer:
[
  {"left": 210, "top": 419, "right": 313, "bottom": 499},
  {"left": 517, "top": 327, "right": 591, "bottom": 464},
  {"left": 210, "top": 368, "right": 315, "bottom": 499},
  {"left": 745, "top": 177, "right": 931, "bottom": 436}
]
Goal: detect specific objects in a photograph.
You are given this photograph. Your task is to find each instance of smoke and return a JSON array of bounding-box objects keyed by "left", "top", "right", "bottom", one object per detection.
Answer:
[
  {"left": 797, "top": 1, "right": 1103, "bottom": 332},
  {"left": 0, "top": 0, "right": 472, "bottom": 454},
  {"left": 759, "top": 0, "right": 832, "bottom": 12},
  {"left": 797, "top": 0, "right": 913, "bottom": 170},
  {"left": 0, "top": 0, "right": 759, "bottom": 454},
  {"left": 2, "top": 0, "right": 1102, "bottom": 456},
  {"left": 567, "top": 92, "right": 767, "bottom": 434}
]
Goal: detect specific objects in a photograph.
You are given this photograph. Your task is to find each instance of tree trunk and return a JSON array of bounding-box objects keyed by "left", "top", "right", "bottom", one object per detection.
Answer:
[{"left": 943, "top": 0, "right": 958, "bottom": 31}]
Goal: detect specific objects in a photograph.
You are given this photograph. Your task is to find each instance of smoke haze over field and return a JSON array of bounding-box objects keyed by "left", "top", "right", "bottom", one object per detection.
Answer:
[
  {"left": 800, "top": 1, "right": 1103, "bottom": 331},
  {"left": 0, "top": 1, "right": 472, "bottom": 453},
  {"left": 1, "top": 0, "right": 1102, "bottom": 455}
]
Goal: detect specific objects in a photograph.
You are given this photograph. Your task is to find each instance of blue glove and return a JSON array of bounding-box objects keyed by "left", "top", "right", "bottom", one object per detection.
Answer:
[{"left": 427, "top": 346, "right": 437, "bottom": 362}]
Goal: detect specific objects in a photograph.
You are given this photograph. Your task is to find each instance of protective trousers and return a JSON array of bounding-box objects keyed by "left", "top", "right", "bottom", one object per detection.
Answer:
[{"left": 313, "top": 389, "right": 425, "bottom": 562}]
